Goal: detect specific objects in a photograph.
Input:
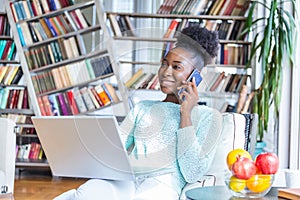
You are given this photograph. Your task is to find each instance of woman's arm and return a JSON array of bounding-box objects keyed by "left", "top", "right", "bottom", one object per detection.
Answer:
[{"left": 176, "top": 108, "right": 223, "bottom": 183}]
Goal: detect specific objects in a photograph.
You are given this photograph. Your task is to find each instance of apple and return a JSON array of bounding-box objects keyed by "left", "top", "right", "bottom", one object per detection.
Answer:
[
  {"left": 255, "top": 152, "right": 279, "bottom": 174},
  {"left": 232, "top": 156, "right": 257, "bottom": 180}
]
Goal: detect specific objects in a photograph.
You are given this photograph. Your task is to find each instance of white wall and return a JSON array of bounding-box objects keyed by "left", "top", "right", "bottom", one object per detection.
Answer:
[{"left": 0, "top": 0, "right": 4, "bottom": 12}]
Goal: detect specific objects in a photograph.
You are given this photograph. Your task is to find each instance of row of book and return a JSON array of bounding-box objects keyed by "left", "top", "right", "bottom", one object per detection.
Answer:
[
  {"left": 203, "top": 71, "right": 250, "bottom": 94},
  {"left": 124, "top": 68, "right": 160, "bottom": 90},
  {"left": 209, "top": 20, "right": 246, "bottom": 41},
  {"left": 16, "top": 142, "right": 44, "bottom": 161},
  {"left": 31, "top": 56, "right": 113, "bottom": 94},
  {"left": 24, "top": 36, "right": 81, "bottom": 70},
  {"left": 2, "top": 113, "right": 36, "bottom": 135},
  {"left": 10, "top": 0, "right": 75, "bottom": 22},
  {"left": 0, "top": 15, "right": 10, "bottom": 36},
  {"left": 163, "top": 17, "right": 246, "bottom": 42},
  {"left": 157, "top": 0, "right": 250, "bottom": 16},
  {"left": 107, "top": 14, "right": 136, "bottom": 37},
  {"left": 1, "top": 113, "right": 32, "bottom": 124},
  {"left": 17, "top": 9, "right": 89, "bottom": 46},
  {"left": 0, "top": 40, "right": 17, "bottom": 61},
  {"left": 0, "top": 87, "right": 29, "bottom": 109},
  {"left": 38, "top": 83, "right": 120, "bottom": 116},
  {"left": 217, "top": 44, "right": 250, "bottom": 66},
  {"left": 0, "top": 66, "right": 23, "bottom": 85}
]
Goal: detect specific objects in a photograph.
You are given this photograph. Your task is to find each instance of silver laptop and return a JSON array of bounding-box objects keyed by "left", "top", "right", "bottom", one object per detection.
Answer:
[{"left": 32, "top": 115, "right": 174, "bottom": 181}]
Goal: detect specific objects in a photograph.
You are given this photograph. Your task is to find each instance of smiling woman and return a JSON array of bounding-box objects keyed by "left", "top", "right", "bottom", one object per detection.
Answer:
[{"left": 54, "top": 26, "right": 223, "bottom": 200}]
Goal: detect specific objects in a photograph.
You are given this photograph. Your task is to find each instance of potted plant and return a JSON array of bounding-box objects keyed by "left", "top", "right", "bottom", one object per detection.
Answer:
[{"left": 242, "top": 0, "right": 297, "bottom": 144}]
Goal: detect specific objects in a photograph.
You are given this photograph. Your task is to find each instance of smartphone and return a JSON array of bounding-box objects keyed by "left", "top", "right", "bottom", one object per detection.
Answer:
[{"left": 178, "top": 69, "right": 202, "bottom": 100}]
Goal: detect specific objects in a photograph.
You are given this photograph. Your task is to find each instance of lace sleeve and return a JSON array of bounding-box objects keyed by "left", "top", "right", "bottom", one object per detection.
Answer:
[{"left": 177, "top": 108, "right": 223, "bottom": 183}]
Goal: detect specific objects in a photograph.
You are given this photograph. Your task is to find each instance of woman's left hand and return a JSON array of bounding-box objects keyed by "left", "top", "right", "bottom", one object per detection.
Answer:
[{"left": 178, "top": 77, "right": 199, "bottom": 115}]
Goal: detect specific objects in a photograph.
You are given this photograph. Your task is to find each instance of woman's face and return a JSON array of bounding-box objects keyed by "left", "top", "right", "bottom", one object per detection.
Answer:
[{"left": 158, "top": 47, "right": 196, "bottom": 95}]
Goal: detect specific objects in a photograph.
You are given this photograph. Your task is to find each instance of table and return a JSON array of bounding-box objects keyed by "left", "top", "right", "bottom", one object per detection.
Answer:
[{"left": 185, "top": 186, "right": 286, "bottom": 200}]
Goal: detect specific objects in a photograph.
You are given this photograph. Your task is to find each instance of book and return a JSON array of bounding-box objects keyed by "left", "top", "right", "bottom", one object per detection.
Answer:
[
  {"left": 236, "top": 84, "right": 248, "bottom": 113},
  {"left": 108, "top": 14, "right": 122, "bottom": 36},
  {"left": 57, "top": 92, "right": 71, "bottom": 115},
  {"left": 42, "top": 95, "right": 53, "bottom": 116},
  {"left": 80, "top": 86, "right": 95, "bottom": 110},
  {"left": 124, "top": 15, "right": 136, "bottom": 36},
  {"left": 72, "top": 87, "right": 87, "bottom": 113},
  {"left": 231, "top": 0, "right": 250, "bottom": 16},
  {"left": 161, "top": 19, "right": 179, "bottom": 57},
  {"left": 278, "top": 188, "right": 300, "bottom": 199},
  {"left": 102, "top": 82, "right": 120, "bottom": 103},
  {"left": 241, "top": 91, "right": 254, "bottom": 114},
  {"left": 190, "top": 0, "right": 209, "bottom": 15},
  {"left": 87, "top": 86, "right": 101, "bottom": 109},
  {"left": 48, "top": 94, "right": 60, "bottom": 116},
  {"left": 94, "top": 84, "right": 111, "bottom": 106},
  {"left": 124, "top": 68, "right": 144, "bottom": 88},
  {"left": 89, "top": 87, "right": 104, "bottom": 107},
  {"left": 74, "top": 9, "right": 89, "bottom": 28},
  {"left": 37, "top": 96, "right": 47, "bottom": 116},
  {"left": 0, "top": 66, "right": 8, "bottom": 83},
  {"left": 209, "top": 71, "right": 225, "bottom": 91}
]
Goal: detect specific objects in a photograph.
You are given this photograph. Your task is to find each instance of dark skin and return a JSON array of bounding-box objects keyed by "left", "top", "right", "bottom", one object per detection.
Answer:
[{"left": 158, "top": 47, "right": 200, "bottom": 128}]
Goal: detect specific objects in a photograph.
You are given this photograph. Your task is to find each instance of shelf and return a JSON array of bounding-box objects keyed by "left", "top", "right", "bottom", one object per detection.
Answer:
[
  {"left": 0, "top": 60, "right": 19, "bottom": 64},
  {"left": 15, "top": 159, "right": 49, "bottom": 168},
  {"left": 119, "top": 62, "right": 251, "bottom": 69},
  {"left": 199, "top": 92, "right": 239, "bottom": 98},
  {"left": 106, "top": 12, "right": 247, "bottom": 21},
  {"left": 29, "top": 48, "right": 108, "bottom": 73},
  {"left": 0, "top": 84, "right": 26, "bottom": 88},
  {"left": 76, "top": 101, "right": 123, "bottom": 115},
  {"left": 20, "top": 1, "right": 95, "bottom": 23},
  {"left": 24, "top": 25, "right": 102, "bottom": 49},
  {"left": 16, "top": 134, "right": 38, "bottom": 138},
  {"left": 36, "top": 72, "right": 114, "bottom": 96},
  {"left": 119, "top": 60, "right": 161, "bottom": 66},
  {"left": 113, "top": 36, "right": 176, "bottom": 42},
  {"left": 16, "top": 123, "right": 35, "bottom": 128},
  {"left": 113, "top": 36, "right": 251, "bottom": 45},
  {"left": 0, "top": 36, "right": 12, "bottom": 40},
  {"left": 0, "top": 109, "right": 34, "bottom": 115}
]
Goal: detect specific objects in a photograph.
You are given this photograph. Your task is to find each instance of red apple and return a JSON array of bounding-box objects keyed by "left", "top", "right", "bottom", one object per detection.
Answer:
[
  {"left": 255, "top": 152, "right": 279, "bottom": 174},
  {"left": 232, "top": 156, "right": 257, "bottom": 180}
]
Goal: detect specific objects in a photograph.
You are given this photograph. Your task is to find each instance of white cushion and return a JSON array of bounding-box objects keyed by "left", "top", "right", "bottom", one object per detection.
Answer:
[{"left": 205, "top": 113, "right": 247, "bottom": 185}]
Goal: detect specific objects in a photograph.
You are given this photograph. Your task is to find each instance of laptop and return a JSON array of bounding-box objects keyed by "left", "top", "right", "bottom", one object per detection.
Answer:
[{"left": 32, "top": 115, "right": 174, "bottom": 181}]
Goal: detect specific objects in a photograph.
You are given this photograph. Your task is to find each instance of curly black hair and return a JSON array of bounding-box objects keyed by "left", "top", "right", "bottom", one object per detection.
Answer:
[{"left": 175, "top": 26, "right": 219, "bottom": 69}]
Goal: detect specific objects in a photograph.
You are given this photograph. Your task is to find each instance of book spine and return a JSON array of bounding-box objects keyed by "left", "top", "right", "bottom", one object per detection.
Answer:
[
  {"left": 94, "top": 85, "right": 111, "bottom": 106},
  {"left": 57, "top": 93, "right": 70, "bottom": 115}
]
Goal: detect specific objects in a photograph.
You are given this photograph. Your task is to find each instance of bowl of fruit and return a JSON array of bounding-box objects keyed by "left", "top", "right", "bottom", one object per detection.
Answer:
[{"left": 225, "top": 149, "right": 279, "bottom": 198}]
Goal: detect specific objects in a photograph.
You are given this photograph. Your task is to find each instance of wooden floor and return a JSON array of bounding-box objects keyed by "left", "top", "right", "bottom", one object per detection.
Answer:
[{"left": 13, "top": 169, "right": 87, "bottom": 200}]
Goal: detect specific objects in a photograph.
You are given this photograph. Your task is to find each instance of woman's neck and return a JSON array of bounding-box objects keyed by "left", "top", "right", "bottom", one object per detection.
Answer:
[{"left": 163, "top": 94, "right": 180, "bottom": 104}]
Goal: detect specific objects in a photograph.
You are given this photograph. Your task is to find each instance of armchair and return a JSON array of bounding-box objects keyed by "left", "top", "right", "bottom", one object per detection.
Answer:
[{"left": 180, "top": 112, "right": 258, "bottom": 199}]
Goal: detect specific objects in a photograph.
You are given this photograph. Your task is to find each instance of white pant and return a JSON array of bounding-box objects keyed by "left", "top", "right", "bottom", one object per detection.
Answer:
[{"left": 54, "top": 177, "right": 179, "bottom": 200}]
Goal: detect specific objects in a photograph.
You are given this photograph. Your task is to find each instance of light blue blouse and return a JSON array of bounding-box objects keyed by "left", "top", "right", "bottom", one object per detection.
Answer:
[{"left": 119, "top": 100, "right": 223, "bottom": 195}]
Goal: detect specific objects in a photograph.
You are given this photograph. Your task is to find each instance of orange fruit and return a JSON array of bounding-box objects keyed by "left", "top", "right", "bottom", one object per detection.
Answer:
[
  {"left": 246, "top": 175, "right": 272, "bottom": 193},
  {"left": 229, "top": 175, "right": 246, "bottom": 192},
  {"left": 226, "top": 149, "right": 252, "bottom": 170}
]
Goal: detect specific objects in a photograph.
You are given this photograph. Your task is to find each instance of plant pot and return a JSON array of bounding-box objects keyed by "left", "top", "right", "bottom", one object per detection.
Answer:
[{"left": 254, "top": 141, "right": 266, "bottom": 158}]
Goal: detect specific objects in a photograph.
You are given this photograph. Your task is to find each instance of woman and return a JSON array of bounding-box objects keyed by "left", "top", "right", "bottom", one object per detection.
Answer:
[{"left": 55, "top": 26, "right": 223, "bottom": 200}]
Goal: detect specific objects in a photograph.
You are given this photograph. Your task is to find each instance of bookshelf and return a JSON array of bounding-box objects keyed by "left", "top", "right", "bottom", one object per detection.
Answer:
[
  {"left": 104, "top": 0, "right": 254, "bottom": 113},
  {"left": 4, "top": 0, "right": 129, "bottom": 117},
  {"left": 1, "top": 11, "right": 48, "bottom": 168}
]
